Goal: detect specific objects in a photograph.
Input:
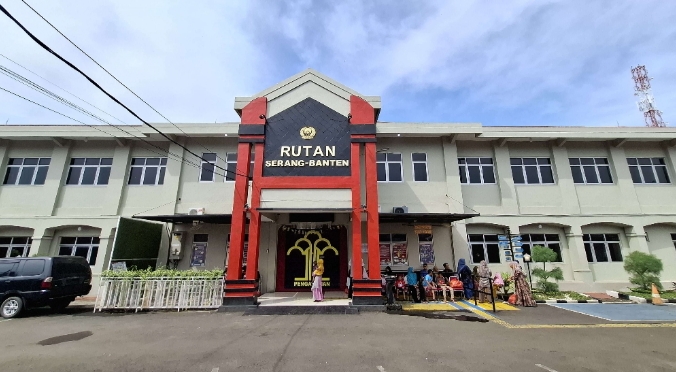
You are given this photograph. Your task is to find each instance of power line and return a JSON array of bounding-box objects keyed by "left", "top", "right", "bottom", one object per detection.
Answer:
[
  {"left": 0, "top": 52, "right": 127, "bottom": 124},
  {"left": 0, "top": 84, "right": 230, "bottom": 179},
  {"left": 19, "top": 0, "right": 230, "bottom": 164},
  {"left": 0, "top": 3, "right": 248, "bottom": 182}
]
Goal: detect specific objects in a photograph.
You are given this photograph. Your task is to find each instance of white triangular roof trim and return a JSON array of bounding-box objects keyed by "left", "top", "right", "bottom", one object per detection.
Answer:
[{"left": 234, "top": 69, "right": 381, "bottom": 114}]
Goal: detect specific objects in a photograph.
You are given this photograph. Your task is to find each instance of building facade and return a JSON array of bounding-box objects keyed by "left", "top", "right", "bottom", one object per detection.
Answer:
[{"left": 2, "top": 70, "right": 676, "bottom": 302}]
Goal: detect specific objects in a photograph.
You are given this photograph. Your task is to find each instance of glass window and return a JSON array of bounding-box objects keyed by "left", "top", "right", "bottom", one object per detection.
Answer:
[
  {"left": 458, "top": 158, "right": 495, "bottom": 184},
  {"left": 511, "top": 157, "right": 555, "bottom": 185},
  {"left": 376, "top": 153, "right": 404, "bottom": 182},
  {"left": 583, "top": 234, "right": 623, "bottom": 263},
  {"left": 59, "top": 236, "right": 99, "bottom": 265},
  {"left": 225, "top": 153, "right": 237, "bottom": 182},
  {"left": 521, "top": 234, "right": 562, "bottom": 262},
  {"left": 569, "top": 158, "right": 613, "bottom": 184},
  {"left": 21, "top": 260, "right": 45, "bottom": 276},
  {"left": 200, "top": 153, "right": 216, "bottom": 182},
  {"left": 466, "top": 234, "right": 501, "bottom": 264},
  {"left": 128, "top": 157, "right": 167, "bottom": 185},
  {"left": 66, "top": 158, "right": 112, "bottom": 185},
  {"left": 3, "top": 158, "right": 51, "bottom": 186},
  {"left": 379, "top": 234, "right": 408, "bottom": 266},
  {"left": 0, "top": 237, "right": 32, "bottom": 258},
  {"left": 411, "top": 153, "right": 428, "bottom": 182},
  {"left": 627, "top": 157, "right": 670, "bottom": 184}
]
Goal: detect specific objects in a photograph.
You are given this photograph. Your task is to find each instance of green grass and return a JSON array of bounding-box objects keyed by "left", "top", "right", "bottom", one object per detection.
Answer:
[
  {"left": 621, "top": 290, "right": 676, "bottom": 300},
  {"left": 532, "top": 291, "right": 589, "bottom": 301}
]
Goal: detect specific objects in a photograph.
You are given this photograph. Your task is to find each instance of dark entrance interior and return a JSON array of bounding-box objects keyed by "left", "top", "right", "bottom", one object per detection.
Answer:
[{"left": 276, "top": 225, "right": 347, "bottom": 292}]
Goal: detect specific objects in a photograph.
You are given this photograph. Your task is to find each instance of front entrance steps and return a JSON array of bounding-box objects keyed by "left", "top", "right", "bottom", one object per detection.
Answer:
[{"left": 241, "top": 292, "right": 380, "bottom": 315}]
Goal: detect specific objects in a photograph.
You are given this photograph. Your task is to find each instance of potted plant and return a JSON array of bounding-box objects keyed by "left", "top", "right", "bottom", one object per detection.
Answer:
[{"left": 497, "top": 272, "right": 513, "bottom": 300}]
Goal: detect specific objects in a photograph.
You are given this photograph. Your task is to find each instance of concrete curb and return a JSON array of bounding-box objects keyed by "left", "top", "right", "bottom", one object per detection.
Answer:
[
  {"left": 535, "top": 299, "right": 601, "bottom": 304},
  {"left": 605, "top": 290, "right": 676, "bottom": 304}
]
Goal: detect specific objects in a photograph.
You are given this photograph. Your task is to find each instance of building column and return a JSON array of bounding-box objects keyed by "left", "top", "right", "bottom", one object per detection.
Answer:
[
  {"left": 608, "top": 144, "right": 641, "bottom": 214},
  {"left": 550, "top": 144, "right": 581, "bottom": 215},
  {"left": 625, "top": 225, "right": 650, "bottom": 254},
  {"left": 245, "top": 143, "right": 263, "bottom": 281},
  {"left": 350, "top": 142, "right": 363, "bottom": 281},
  {"left": 31, "top": 227, "right": 54, "bottom": 257},
  {"left": 493, "top": 143, "right": 518, "bottom": 214},
  {"left": 441, "top": 137, "right": 465, "bottom": 213},
  {"left": 365, "top": 142, "right": 380, "bottom": 278},
  {"left": 222, "top": 97, "right": 266, "bottom": 308},
  {"left": 565, "top": 226, "right": 593, "bottom": 283},
  {"left": 451, "top": 222, "right": 470, "bottom": 269},
  {"left": 43, "top": 141, "right": 72, "bottom": 216},
  {"left": 103, "top": 143, "right": 132, "bottom": 215}
]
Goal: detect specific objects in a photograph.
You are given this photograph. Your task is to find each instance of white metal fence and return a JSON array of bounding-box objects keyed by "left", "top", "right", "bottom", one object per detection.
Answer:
[{"left": 94, "top": 277, "right": 224, "bottom": 312}]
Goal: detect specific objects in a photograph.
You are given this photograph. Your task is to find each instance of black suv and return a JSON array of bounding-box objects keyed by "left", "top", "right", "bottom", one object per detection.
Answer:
[{"left": 0, "top": 256, "right": 92, "bottom": 318}]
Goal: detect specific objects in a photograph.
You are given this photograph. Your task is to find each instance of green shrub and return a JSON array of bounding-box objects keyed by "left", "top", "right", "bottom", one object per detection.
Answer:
[
  {"left": 101, "top": 268, "right": 224, "bottom": 280},
  {"left": 623, "top": 251, "right": 663, "bottom": 291},
  {"left": 531, "top": 245, "right": 563, "bottom": 294}
]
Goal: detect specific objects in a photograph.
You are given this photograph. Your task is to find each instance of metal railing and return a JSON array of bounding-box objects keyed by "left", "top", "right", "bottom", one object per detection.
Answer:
[
  {"left": 94, "top": 277, "right": 224, "bottom": 312},
  {"left": 473, "top": 276, "right": 497, "bottom": 313}
]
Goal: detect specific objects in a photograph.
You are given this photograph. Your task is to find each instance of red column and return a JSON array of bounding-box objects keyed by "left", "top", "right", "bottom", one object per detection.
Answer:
[
  {"left": 245, "top": 143, "right": 264, "bottom": 280},
  {"left": 350, "top": 142, "right": 362, "bottom": 280},
  {"left": 365, "top": 142, "right": 380, "bottom": 277},
  {"left": 226, "top": 142, "right": 251, "bottom": 281}
]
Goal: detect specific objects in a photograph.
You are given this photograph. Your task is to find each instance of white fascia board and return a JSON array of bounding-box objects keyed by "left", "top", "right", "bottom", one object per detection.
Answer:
[
  {"left": 479, "top": 126, "right": 676, "bottom": 140},
  {"left": 376, "top": 122, "right": 483, "bottom": 136}
]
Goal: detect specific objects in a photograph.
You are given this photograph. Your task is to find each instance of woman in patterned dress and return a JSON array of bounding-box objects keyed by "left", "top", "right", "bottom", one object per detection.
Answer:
[{"left": 509, "top": 262, "right": 536, "bottom": 307}]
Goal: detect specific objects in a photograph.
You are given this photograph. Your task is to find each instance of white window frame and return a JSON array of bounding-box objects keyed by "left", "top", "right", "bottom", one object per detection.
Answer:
[
  {"left": 411, "top": 153, "right": 429, "bottom": 182},
  {"left": 520, "top": 234, "right": 562, "bottom": 262},
  {"left": 458, "top": 157, "right": 496, "bottom": 184},
  {"left": 199, "top": 153, "right": 217, "bottom": 183},
  {"left": 0, "top": 237, "right": 32, "bottom": 258},
  {"left": 128, "top": 157, "right": 167, "bottom": 186},
  {"left": 58, "top": 237, "right": 100, "bottom": 265},
  {"left": 510, "top": 157, "right": 555, "bottom": 185},
  {"left": 583, "top": 234, "right": 622, "bottom": 263},
  {"left": 224, "top": 152, "right": 254, "bottom": 182},
  {"left": 569, "top": 157, "right": 613, "bottom": 184},
  {"left": 377, "top": 153, "right": 404, "bottom": 183},
  {"left": 627, "top": 157, "right": 671, "bottom": 184},
  {"left": 66, "top": 158, "right": 112, "bottom": 186},
  {"left": 467, "top": 234, "right": 501, "bottom": 264},
  {"left": 3, "top": 157, "right": 51, "bottom": 186}
]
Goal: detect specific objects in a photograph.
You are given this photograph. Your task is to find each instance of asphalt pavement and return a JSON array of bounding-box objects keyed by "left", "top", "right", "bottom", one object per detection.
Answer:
[{"left": 2, "top": 306, "right": 676, "bottom": 372}]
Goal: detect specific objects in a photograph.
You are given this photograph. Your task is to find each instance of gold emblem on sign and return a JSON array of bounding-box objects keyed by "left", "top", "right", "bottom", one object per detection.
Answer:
[
  {"left": 300, "top": 126, "right": 316, "bottom": 140},
  {"left": 287, "top": 230, "right": 338, "bottom": 282}
]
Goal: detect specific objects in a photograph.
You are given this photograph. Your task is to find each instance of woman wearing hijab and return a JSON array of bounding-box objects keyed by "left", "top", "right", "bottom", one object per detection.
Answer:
[
  {"left": 477, "top": 260, "right": 492, "bottom": 303},
  {"left": 457, "top": 258, "right": 474, "bottom": 299},
  {"left": 311, "top": 259, "right": 325, "bottom": 302},
  {"left": 405, "top": 267, "right": 421, "bottom": 303},
  {"left": 509, "top": 262, "right": 536, "bottom": 307}
]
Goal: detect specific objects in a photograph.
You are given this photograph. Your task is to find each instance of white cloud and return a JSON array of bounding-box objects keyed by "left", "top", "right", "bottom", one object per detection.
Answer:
[{"left": 1, "top": 0, "right": 675, "bottom": 127}]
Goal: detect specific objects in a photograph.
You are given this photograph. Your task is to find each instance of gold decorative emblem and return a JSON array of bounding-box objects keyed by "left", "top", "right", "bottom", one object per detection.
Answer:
[
  {"left": 300, "top": 126, "right": 316, "bottom": 140},
  {"left": 287, "top": 230, "right": 338, "bottom": 283}
]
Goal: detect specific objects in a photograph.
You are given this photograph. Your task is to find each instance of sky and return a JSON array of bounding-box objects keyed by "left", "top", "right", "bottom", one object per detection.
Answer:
[{"left": 1, "top": 0, "right": 675, "bottom": 127}]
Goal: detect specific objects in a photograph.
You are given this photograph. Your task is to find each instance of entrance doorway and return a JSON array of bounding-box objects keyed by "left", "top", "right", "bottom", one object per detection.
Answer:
[{"left": 275, "top": 226, "right": 347, "bottom": 292}]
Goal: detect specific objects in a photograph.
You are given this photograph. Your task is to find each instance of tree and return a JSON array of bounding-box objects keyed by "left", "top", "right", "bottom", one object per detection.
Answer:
[
  {"left": 623, "top": 251, "right": 663, "bottom": 291},
  {"left": 531, "top": 245, "right": 564, "bottom": 294}
]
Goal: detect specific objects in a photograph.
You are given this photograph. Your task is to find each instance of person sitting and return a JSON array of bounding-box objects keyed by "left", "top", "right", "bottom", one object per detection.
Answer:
[
  {"left": 441, "top": 263, "right": 455, "bottom": 279},
  {"left": 423, "top": 269, "right": 437, "bottom": 301},
  {"left": 435, "top": 272, "right": 454, "bottom": 302},
  {"left": 395, "top": 274, "right": 407, "bottom": 300},
  {"left": 405, "top": 267, "right": 420, "bottom": 303}
]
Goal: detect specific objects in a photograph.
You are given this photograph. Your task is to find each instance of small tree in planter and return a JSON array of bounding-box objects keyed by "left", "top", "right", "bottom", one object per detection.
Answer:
[
  {"left": 624, "top": 251, "right": 663, "bottom": 291},
  {"left": 531, "top": 245, "right": 564, "bottom": 294},
  {"left": 499, "top": 272, "right": 514, "bottom": 299}
]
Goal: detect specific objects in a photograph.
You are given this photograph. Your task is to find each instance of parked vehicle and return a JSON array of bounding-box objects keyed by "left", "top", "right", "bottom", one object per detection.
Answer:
[{"left": 0, "top": 256, "right": 92, "bottom": 318}]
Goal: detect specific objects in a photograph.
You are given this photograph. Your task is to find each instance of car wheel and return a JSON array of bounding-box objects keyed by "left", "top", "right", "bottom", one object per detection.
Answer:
[
  {"left": 1, "top": 296, "right": 23, "bottom": 319},
  {"left": 49, "top": 299, "right": 72, "bottom": 311}
]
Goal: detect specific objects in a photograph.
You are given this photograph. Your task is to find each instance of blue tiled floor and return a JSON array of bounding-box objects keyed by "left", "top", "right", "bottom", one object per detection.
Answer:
[{"left": 549, "top": 303, "right": 676, "bottom": 321}]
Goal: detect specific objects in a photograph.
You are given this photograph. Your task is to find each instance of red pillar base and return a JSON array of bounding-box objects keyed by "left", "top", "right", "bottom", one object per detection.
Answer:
[
  {"left": 351, "top": 279, "right": 383, "bottom": 306},
  {"left": 222, "top": 279, "right": 259, "bottom": 308}
]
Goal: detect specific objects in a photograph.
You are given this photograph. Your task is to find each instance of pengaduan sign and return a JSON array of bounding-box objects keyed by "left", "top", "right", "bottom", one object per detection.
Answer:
[{"left": 263, "top": 98, "right": 351, "bottom": 177}]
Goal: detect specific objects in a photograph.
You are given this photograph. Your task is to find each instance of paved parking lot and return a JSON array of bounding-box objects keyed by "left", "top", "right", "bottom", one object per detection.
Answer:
[
  {"left": 2, "top": 307, "right": 676, "bottom": 372},
  {"left": 549, "top": 303, "right": 676, "bottom": 322}
]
